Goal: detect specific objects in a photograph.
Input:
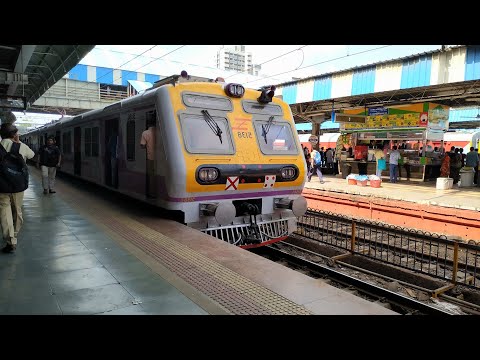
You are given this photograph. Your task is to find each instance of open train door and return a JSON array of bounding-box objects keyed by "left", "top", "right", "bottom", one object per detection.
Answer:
[{"left": 74, "top": 126, "right": 81, "bottom": 176}]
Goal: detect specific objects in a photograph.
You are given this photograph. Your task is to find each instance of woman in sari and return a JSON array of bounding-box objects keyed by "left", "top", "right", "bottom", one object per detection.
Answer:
[{"left": 440, "top": 153, "right": 450, "bottom": 177}]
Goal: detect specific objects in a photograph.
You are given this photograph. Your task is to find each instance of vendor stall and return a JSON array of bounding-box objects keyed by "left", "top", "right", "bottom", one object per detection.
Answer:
[{"left": 336, "top": 102, "right": 449, "bottom": 181}]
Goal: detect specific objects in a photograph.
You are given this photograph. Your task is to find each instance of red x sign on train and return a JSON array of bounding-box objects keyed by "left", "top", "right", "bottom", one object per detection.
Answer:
[{"left": 225, "top": 176, "right": 239, "bottom": 190}]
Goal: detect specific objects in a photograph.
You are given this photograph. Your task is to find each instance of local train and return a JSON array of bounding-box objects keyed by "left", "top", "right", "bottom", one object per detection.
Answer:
[
  {"left": 435, "top": 131, "right": 480, "bottom": 152},
  {"left": 21, "top": 71, "right": 308, "bottom": 249}
]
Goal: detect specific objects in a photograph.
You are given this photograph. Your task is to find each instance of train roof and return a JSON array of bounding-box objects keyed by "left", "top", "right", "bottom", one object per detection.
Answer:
[{"left": 22, "top": 71, "right": 277, "bottom": 136}]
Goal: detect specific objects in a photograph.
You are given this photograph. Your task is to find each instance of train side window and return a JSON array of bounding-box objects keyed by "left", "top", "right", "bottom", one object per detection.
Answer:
[
  {"left": 253, "top": 118, "right": 298, "bottom": 155},
  {"left": 126, "top": 120, "right": 135, "bottom": 161}
]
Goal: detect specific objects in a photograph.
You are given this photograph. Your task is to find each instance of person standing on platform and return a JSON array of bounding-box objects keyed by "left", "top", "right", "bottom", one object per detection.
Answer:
[
  {"left": 459, "top": 148, "right": 466, "bottom": 167},
  {"left": 440, "top": 152, "right": 450, "bottom": 178},
  {"left": 140, "top": 115, "right": 156, "bottom": 198},
  {"left": 325, "top": 148, "right": 334, "bottom": 168},
  {"left": 37, "top": 136, "right": 62, "bottom": 194},
  {"left": 0, "top": 123, "right": 35, "bottom": 253},
  {"left": 466, "top": 147, "right": 479, "bottom": 185},
  {"left": 388, "top": 146, "right": 401, "bottom": 183},
  {"left": 307, "top": 149, "right": 324, "bottom": 183},
  {"left": 439, "top": 140, "right": 446, "bottom": 156},
  {"left": 303, "top": 146, "right": 311, "bottom": 174},
  {"left": 374, "top": 145, "right": 385, "bottom": 177},
  {"left": 449, "top": 147, "right": 462, "bottom": 184}
]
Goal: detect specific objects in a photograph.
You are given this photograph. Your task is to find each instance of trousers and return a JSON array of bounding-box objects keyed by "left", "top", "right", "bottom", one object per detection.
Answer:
[{"left": 0, "top": 192, "right": 25, "bottom": 246}]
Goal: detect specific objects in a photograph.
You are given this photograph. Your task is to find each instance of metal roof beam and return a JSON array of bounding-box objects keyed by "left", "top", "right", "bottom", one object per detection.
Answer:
[{"left": 7, "top": 45, "right": 34, "bottom": 96}]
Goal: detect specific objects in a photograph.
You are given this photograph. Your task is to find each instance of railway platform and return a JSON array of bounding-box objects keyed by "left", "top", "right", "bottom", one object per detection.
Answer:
[
  {"left": 304, "top": 174, "right": 480, "bottom": 241},
  {"left": 0, "top": 167, "right": 395, "bottom": 315}
]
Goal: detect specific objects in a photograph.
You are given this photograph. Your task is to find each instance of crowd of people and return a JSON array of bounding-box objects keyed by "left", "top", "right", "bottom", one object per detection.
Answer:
[
  {"left": 303, "top": 146, "right": 339, "bottom": 183},
  {"left": 440, "top": 145, "right": 479, "bottom": 185},
  {"left": 303, "top": 140, "right": 480, "bottom": 186}
]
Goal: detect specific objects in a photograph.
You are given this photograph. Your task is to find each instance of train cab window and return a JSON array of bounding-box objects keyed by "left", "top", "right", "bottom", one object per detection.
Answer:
[
  {"left": 179, "top": 113, "right": 234, "bottom": 154},
  {"left": 253, "top": 118, "right": 298, "bottom": 155}
]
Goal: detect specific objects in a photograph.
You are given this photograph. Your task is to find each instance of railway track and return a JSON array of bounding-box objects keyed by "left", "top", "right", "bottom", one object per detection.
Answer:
[
  {"left": 295, "top": 210, "right": 480, "bottom": 294},
  {"left": 252, "top": 208, "right": 480, "bottom": 315},
  {"left": 254, "top": 242, "right": 458, "bottom": 315}
]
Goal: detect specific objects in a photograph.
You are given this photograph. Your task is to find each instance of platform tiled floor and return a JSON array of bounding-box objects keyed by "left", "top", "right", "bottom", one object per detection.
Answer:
[{"left": 0, "top": 176, "right": 208, "bottom": 315}]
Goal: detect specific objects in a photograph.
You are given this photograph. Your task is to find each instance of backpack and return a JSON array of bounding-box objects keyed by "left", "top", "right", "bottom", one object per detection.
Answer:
[
  {"left": 0, "top": 142, "right": 29, "bottom": 193},
  {"left": 313, "top": 151, "right": 321, "bottom": 165}
]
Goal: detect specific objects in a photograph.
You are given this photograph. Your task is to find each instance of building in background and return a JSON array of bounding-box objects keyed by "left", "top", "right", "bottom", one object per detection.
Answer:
[{"left": 216, "top": 45, "right": 261, "bottom": 76}]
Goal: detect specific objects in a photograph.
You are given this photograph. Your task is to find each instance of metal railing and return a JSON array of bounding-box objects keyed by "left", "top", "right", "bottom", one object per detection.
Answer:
[
  {"left": 42, "top": 84, "right": 128, "bottom": 102},
  {"left": 296, "top": 209, "right": 480, "bottom": 293}
]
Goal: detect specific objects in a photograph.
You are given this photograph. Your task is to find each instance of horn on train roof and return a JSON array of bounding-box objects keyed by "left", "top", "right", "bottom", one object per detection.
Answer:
[{"left": 257, "top": 85, "right": 276, "bottom": 104}]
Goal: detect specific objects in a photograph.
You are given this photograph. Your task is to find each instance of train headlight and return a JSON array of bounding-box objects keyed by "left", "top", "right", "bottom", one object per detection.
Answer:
[
  {"left": 198, "top": 167, "right": 219, "bottom": 182},
  {"left": 281, "top": 166, "right": 296, "bottom": 179},
  {"left": 224, "top": 83, "right": 245, "bottom": 98}
]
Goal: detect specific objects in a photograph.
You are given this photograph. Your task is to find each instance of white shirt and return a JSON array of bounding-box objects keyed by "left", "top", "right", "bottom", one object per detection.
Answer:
[{"left": 1, "top": 139, "right": 35, "bottom": 161}]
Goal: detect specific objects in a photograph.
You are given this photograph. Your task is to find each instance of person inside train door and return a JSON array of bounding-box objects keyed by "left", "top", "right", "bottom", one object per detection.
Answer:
[{"left": 140, "top": 111, "right": 156, "bottom": 199}]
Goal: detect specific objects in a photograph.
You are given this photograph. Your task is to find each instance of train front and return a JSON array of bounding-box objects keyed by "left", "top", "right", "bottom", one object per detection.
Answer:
[{"left": 165, "top": 78, "right": 307, "bottom": 248}]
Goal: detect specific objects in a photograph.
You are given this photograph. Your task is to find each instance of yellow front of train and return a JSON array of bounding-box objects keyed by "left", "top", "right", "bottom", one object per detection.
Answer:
[{"left": 167, "top": 77, "right": 307, "bottom": 248}]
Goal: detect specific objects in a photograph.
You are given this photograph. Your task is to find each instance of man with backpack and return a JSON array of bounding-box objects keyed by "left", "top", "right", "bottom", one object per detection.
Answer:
[
  {"left": 0, "top": 123, "right": 35, "bottom": 253},
  {"left": 36, "top": 136, "right": 62, "bottom": 194},
  {"left": 307, "top": 149, "right": 325, "bottom": 183}
]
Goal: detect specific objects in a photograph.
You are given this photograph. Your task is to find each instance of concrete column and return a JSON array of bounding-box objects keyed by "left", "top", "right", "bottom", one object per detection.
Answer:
[{"left": 312, "top": 123, "right": 320, "bottom": 150}]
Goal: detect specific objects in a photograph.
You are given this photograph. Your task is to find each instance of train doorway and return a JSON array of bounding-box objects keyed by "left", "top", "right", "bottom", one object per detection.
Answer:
[
  {"left": 55, "top": 131, "right": 61, "bottom": 148},
  {"left": 74, "top": 126, "right": 81, "bottom": 176},
  {"left": 105, "top": 118, "right": 119, "bottom": 188}
]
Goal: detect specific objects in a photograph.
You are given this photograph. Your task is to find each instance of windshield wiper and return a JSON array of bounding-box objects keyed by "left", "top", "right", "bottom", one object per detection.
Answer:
[
  {"left": 261, "top": 116, "right": 275, "bottom": 144},
  {"left": 201, "top": 110, "right": 223, "bottom": 144}
]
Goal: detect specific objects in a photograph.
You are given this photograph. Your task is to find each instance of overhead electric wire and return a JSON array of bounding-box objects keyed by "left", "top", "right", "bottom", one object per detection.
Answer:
[
  {"left": 223, "top": 45, "right": 309, "bottom": 80},
  {"left": 244, "top": 45, "right": 393, "bottom": 85}
]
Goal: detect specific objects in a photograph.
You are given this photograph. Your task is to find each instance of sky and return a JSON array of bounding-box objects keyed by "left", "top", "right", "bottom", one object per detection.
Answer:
[
  {"left": 80, "top": 45, "right": 446, "bottom": 86},
  {"left": 15, "top": 44, "right": 449, "bottom": 127}
]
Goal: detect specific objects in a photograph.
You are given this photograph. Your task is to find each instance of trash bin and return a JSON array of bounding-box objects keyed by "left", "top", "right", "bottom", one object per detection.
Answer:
[
  {"left": 459, "top": 168, "right": 474, "bottom": 187},
  {"left": 357, "top": 162, "right": 368, "bottom": 176},
  {"left": 341, "top": 163, "right": 352, "bottom": 179}
]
